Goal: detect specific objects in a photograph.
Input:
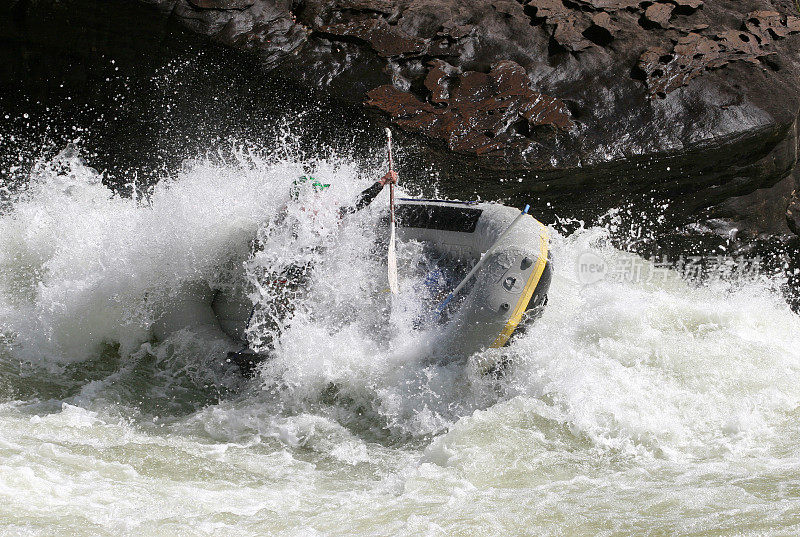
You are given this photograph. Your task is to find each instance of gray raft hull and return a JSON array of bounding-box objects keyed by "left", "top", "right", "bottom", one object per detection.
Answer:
[
  {"left": 395, "top": 199, "right": 551, "bottom": 357},
  {"left": 152, "top": 200, "right": 551, "bottom": 361}
]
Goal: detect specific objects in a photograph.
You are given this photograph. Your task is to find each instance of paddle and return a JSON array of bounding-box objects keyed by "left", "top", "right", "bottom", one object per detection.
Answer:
[
  {"left": 386, "top": 128, "right": 399, "bottom": 295},
  {"left": 435, "top": 204, "right": 531, "bottom": 315}
]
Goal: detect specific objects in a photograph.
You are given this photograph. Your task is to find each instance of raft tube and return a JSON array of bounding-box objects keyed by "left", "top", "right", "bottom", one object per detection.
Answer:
[
  {"left": 395, "top": 199, "right": 551, "bottom": 356},
  {"left": 152, "top": 199, "right": 551, "bottom": 360}
]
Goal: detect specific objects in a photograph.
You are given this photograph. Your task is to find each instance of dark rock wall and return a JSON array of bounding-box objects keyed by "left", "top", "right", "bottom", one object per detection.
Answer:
[
  {"left": 3, "top": 0, "right": 800, "bottom": 239},
  {"left": 129, "top": 0, "right": 800, "bottom": 235}
]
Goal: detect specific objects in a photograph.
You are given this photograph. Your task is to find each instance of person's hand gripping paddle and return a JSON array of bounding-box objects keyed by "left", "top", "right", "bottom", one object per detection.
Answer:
[{"left": 385, "top": 128, "right": 399, "bottom": 295}]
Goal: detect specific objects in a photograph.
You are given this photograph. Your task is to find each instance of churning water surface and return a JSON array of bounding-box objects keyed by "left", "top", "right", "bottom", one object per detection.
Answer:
[{"left": 1, "top": 146, "right": 800, "bottom": 536}]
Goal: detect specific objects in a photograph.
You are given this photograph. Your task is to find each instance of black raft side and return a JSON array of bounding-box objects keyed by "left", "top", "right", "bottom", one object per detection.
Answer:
[{"left": 395, "top": 203, "right": 483, "bottom": 233}]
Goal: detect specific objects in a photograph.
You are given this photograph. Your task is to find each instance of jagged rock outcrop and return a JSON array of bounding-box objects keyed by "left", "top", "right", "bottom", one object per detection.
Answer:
[
  {"left": 637, "top": 10, "right": 800, "bottom": 98},
  {"left": 364, "top": 60, "right": 575, "bottom": 161}
]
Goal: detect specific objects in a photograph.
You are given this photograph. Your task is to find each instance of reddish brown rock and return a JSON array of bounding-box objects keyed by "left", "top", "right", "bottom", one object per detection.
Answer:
[
  {"left": 491, "top": 0, "right": 522, "bottom": 18},
  {"left": 524, "top": 0, "right": 594, "bottom": 50},
  {"left": 187, "top": 0, "right": 254, "bottom": 9},
  {"left": 671, "top": 20, "right": 710, "bottom": 33},
  {"left": 638, "top": 11, "right": 800, "bottom": 99},
  {"left": 438, "top": 20, "right": 474, "bottom": 39},
  {"left": 674, "top": 0, "right": 703, "bottom": 9},
  {"left": 638, "top": 33, "right": 713, "bottom": 97},
  {"left": 644, "top": 3, "right": 675, "bottom": 28},
  {"left": 423, "top": 60, "right": 456, "bottom": 104},
  {"left": 575, "top": 0, "right": 641, "bottom": 10},
  {"left": 319, "top": 18, "right": 427, "bottom": 57},
  {"left": 591, "top": 11, "right": 617, "bottom": 33},
  {"left": 366, "top": 60, "right": 574, "bottom": 158},
  {"left": 745, "top": 10, "right": 800, "bottom": 41}
]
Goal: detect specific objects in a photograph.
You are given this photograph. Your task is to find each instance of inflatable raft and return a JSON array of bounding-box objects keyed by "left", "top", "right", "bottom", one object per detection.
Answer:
[
  {"left": 152, "top": 199, "right": 551, "bottom": 364},
  {"left": 395, "top": 199, "right": 551, "bottom": 356}
]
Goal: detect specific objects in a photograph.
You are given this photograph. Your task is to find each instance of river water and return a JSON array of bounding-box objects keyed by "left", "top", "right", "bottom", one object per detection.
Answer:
[{"left": 1, "top": 144, "right": 800, "bottom": 536}]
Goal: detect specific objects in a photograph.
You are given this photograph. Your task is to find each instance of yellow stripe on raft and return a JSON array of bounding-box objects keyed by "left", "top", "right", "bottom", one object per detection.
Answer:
[{"left": 489, "top": 220, "right": 549, "bottom": 349}]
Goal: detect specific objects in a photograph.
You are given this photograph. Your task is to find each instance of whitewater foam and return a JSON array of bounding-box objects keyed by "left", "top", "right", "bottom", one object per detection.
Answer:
[{"left": 1, "top": 145, "right": 800, "bottom": 535}]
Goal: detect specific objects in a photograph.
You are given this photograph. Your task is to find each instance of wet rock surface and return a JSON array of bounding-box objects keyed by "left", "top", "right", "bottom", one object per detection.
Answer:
[
  {"left": 112, "top": 0, "right": 800, "bottom": 237},
  {"left": 3, "top": 0, "right": 800, "bottom": 241},
  {"left": 365, "top": 60, "right": 575, "bottom": 161},
  {"left": 637, "top": 10, "right": 800, "bottom": 98}
]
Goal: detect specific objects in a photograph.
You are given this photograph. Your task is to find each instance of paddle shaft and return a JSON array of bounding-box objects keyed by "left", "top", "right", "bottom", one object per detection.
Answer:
[
  {"left": 386, "top": 129, "right": 395, "bottom": 223},
  {"left": 386, "top": 129, "right": 399, "bottom": 295}
]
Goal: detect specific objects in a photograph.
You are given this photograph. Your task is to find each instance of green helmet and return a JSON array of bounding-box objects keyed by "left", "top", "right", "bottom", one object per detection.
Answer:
[{"left": 291, "top": 175, "right": 330, "bottom": 199}]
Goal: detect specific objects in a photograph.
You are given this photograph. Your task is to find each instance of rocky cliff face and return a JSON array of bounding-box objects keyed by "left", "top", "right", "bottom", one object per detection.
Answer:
[
  {"left": 122, "top": 0, "right": 800, "bottom": 236},
  {"left": 3, "top": 0, "right": 800, "bottom": 240}
]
